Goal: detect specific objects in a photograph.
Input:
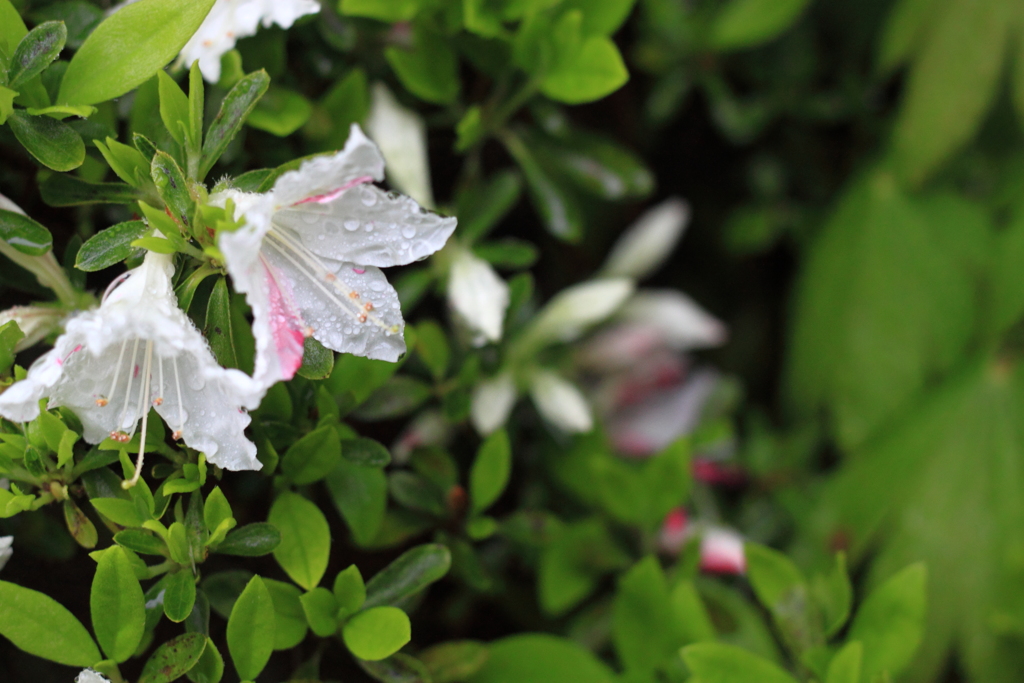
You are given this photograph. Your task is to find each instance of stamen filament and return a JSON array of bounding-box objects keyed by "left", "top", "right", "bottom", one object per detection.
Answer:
[
  {"left": 101, "top": 339, "right": 130, "bottom": 407},
  {"left": 172, "top": 356, "right": 185, "bottom": 440},
  {"left": 118, "top": 339, "right": 140, "bottom": 433},
  {"left": 124, "top": 341, "right": 153, "bottom": 489}
]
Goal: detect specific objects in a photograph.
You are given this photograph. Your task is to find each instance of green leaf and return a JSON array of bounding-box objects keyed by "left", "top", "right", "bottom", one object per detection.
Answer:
[
  {"left": 538, "top": 518, "right": 630, "bottom": 616},
  {"left": 204, "top": 277, "right": 238, "bottom": 369},
  {"left": 813, "top": 553, "right": 853, "bottom": 638},
  {"left": 785, "top": 170, "right": 974, "bottom": 449},
  {"left": 415, "top": 320, "right": 450, "bottom": 380},
  {"left": 539, "top": 36, "right": 628, "bottom": 105},
  {"left": 263, "top": 579, "right": 307, "bottom": 651},
  {"left": 204, "top": 486, "right": 233, "bottom": 535},
  {"left": 151, "top": 150, "right": 194, "bottom": 229},
  {"left": 457, "top": 170, "right": 522, "bottom": 244},
  {"left": 199, "top": 70, "right": 270, "bottom": 180},
  {"left": 247, "top": 86, "right": 312, "bottom": 137},
  {"left": 299, "top": 587, "right": 339, "bottom": 637},
  {"left": 563, "top": 0, "right": 637, "bottom": 35},
  {"left": 343, "top": 606, "right": 411, "bottom": 661},
  {"left": 114, "top": 529, "right": 165, "bottom": 556},
  {"left": 216, "top": 523, "right": 281, "bottom": 557},
  {"left": 342, "top": 438, "right": 392, "bottom": 467},
  {"left": 91, "top": 497, "right": 145, "bottom": 528},
  {"left": 0, "top": 580, "right": 101, "bottom": 666},
  {"left": 352, "top": 375, "right": 432, "bottom": 421},
  {"left": 7, "top": 110, "right": 84, "bottom": 171},
  {"left": 470, "top": 429, "right": 511, "bottom": 514},
  {"left": 75, "top": 221, "right": 147, "bottom": 271},
  {"left": 385, "top": 24, "right": 460, "bottom": 105},
  {"left": 825, "top": 641, "right": 862, "bottom": 683},
  {"left": 340, "top": 0, "right": 420, "bottom": 21},
  {"left": 612, "top": 556, "right": 687, "bottom": 673},
  {"left": 745, "top": 543, "right": 819, "bottom": 651},
  {"left": 848, "top": 563, "right": 927, "bottom": 681},
  {"left": 0, "top": 85, "right": 16, "bottom": 125},
  {"left": 891, "top": 0, "right": 1014, "bottom": 185},
  {"left": 333, "top": 565, "right": 367, "bottom": 619},
  {"left": 157, "top": 69, "right": 190, "bottom": 148},
  {"left": 91, "top": 546, "right": 146, "bottom": 662},
  {"left": 226, "top": 575, "right": 276, "bottom": 682},
  {"left": 681, "top": 642, "right": 798, "bottom": 683},
  {"left": 0, "top": 0, "right": 28, "bottom": 55},
  {"left": 164, "top": 569, "right": 198, "bottom": 623},
  {"left": 269, "top": 492, "right": 331, "bottom": 590},
  {"left": 187, "top": 637, "right": 224, "bottom": 683},
  {"left": 876, "top": 0, "right": 936, "bottom": 73},
  {"left": 467, "top": 634, "right": 616, "bottom": 683},
  {"left": 282, "top": 426, "right": 342, "bottom": 485},
  {"left": 530, "top": 130, "right": 653, "bottom": 201},
  {"left": 710, "top": 0, "right": 812, "bottom": 51},
  {"left": 297, "top": 336, "right": 334, "bottom": 380},
  {"left": 8, "top": 21, "right": 66, "bottom": 89},
  {"left": 59, "top": 0, "right": 217, "bottom": 104},
  {"left": 363, "top": 543, "right": 452, "bottom": 609},
  {"left": 327, "top": 456, "right": 388, "bottom": 546},
  {"left": 64, "top": 499, "right": 98, "bottom": 549},
  {"left": 41, "top": 175, "right": 141, "bottom": 207},
  {"left": 420, "top": 640, "right": 490, "bottom": 683},
  {"left": 504, "top": 132, "right": 583, "bottom": 242},
  {"left": 25, "top": 104, "right": 97, "bottom": 119},
  {"left": 139, "top": 632, "right": 207, "bottom": 683}
]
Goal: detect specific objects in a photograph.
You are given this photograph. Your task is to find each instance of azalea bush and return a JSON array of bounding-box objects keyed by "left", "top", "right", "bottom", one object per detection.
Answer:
[{"left": 0, "top": 0, "right": 1019, "bottom": 682}]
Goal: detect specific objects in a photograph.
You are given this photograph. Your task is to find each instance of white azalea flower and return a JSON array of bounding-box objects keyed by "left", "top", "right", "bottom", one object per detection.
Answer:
[
  {"left": 700, "top": 527, "right": 747, "bottom": 574},
  {"left": 522, "top": 278, "right": 634, "bottom": 347},
  {"left": 76, "top": 670, "right": 110, "bottom": 683},
  {"left": 0, "top": 251, "right": 260, "bottom": 481},
  {"left": 529, "top": 370, "right": 593, "bottom": 434},
  {"left": 471, "top": 372, "right": 517, "bottom": 436},
  {"left": 0, "top": 535, "right": 12, "bottom": 572},
  {"left": 213, "top": 124, "right": 456, "bottom": 393},
  {"left": 0, "top": 305, "right": 65, "bottom": 352},
  {"left": 182, "top": 0, "right": 321, "bottom": 82},
  {"left": 448, "top": 247, "right": 510, "bottom": 346},
  {"left": 365, "top": 83, "right": 435, "bottom": 208},
  {"left": 619, "top": 290, "right": 727, "bottom": 351},
  {"left": 600, "top": 197, "right": 690, "bottom": 280}
]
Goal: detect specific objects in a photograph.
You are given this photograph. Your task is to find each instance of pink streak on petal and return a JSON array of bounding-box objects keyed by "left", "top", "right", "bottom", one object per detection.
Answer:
[
  {"left": 292, "top": 175, "right": 375, "bottom": 206},
  {"left": 263, "top": 262, "right": 306, "bottom": 381},
  {"left": 352, "top": 267, "right": 365, "bottom": 275}
]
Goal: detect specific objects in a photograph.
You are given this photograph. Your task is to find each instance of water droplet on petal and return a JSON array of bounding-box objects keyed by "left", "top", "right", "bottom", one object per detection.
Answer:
[
  {"left": 360, "top": 188, "right": 378, "bottom": 207},
  {"left": 401, "top": 225, "right": 417, "bottom": 239},
  {"left": 344, "top": 220, "right": 360, "bottom": 231},
  {"left": 364, "top": 222, "right": 374, "bottom": 232},
  {"left": 370, "top": 281, "right": 385, "bottom": 292}
]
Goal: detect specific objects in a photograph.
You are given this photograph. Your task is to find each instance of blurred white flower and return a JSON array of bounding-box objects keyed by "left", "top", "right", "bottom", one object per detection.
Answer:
[
  {"left": 699, "top": 527, "right": 746, "bottom": 574},
  {"left": 182, "top": 0, "right": 321, "bottom": 82},
  {"left": 365, "top": 83, "right": 435, "bottom": 208},
  {"left": 529, "top": 370, "right": 593, "bottom": 433},
  {"left": 523, "top": 278, "right": 634, "bottom": 347},
  {"left": 471, "top": 372, "right": 517, "bottom": 436},
  {"left": 0, "top": 306, "right": 65, "bottom": 352},
  {"left": 213, "top": 124, "right": 456, "bottom": 393},
  {"left": 600, "top": 197, "right": 690, "bottom": 279},
  {"left": 606, "top": 367, "right": 720, "bottom": 456},
  {"left": 448, "top": 247, "right": 509, "bottom": 346},
  {"left": 76, "top": 671, "right": 110, "bottom": 683},
  {"left": 0, "top": 251, "right": 260, "bottom": 479},
  {"left": 393, "top": 410, "right": 451, "bottom": 463},
  {"left": 0, "top": 536, "right": 12, "bottom": 572}
]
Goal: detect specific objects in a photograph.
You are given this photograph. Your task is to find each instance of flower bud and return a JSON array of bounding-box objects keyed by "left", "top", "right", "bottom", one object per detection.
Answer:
[
  {"left": 618, "top": 290, "right": 727, "bottom": 351},
  {"left": 471, "top": 372, "right": 517, "bottom": 436},
  {"left": 448, "top": 247, "right": 510, "bottom": 345},
  {"left": 366, "top": 83, "right": 435, "bottom": 208},
  {"left": 0, "top": 535, "right": 11, "bottom": 572},
  {"left": 525, "top": 278, "right": 634, "bottom": 347},
  {"left": 601, "top": 197, "right": 690, "bottom": 279},
  {"left": 529, "top": 370, "right": 593, "bottom": 433}
]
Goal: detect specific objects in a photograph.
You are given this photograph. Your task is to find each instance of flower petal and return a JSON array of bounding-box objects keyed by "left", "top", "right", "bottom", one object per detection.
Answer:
[
  {"left": 526, "top": 278, "right": 635, "bottom": 346},
  {"left": 601, "top": 197, "right": 690, "bottom": 279},
  {"left": 471, "top": 372, "right": 517, "bottom": 436},
  {"left": 0, "top": 347, "right": 63, "bottom": 423},
  {"left": 365, "top": 82, "right": 435, "bottom": 208},
  {"left": 448, "top": 248, "right": 509, "bottom": 345},
  {"left": 700, "top": 527, "right": 747, "bottom": 575},
  {"left": 77, "top": 670, "right": 112, "bottom": 683},
  {"left": 0, "top": 535, "right": 11, "bottom": 572},
  {"left": 619, "top": 290, "right": 727, "bottom": 351},
  {"left": 530, "top": 371, "right": 593, "bottom": 433},
  {"left": 271, "top": 124, "right": 386, "bottom": 207},
  {"left": 273, "top": 183, "right": 456, "bottom": 268}
]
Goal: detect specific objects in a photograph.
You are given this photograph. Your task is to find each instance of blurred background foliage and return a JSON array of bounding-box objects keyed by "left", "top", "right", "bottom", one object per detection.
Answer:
[{"left": 3, "top": 0, "right": 1024, "bottom": 681}]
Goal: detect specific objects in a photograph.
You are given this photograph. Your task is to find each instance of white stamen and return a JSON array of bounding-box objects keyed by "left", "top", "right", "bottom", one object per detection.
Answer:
[
  {"left": 124, "top": 341, "right": 153, "bottom": 489},
  {"left": 102, "top": 339, "right": 130, "bottom": 407},
  {"left": 172, "top": 356, "right": 185, "bottom": 440}
]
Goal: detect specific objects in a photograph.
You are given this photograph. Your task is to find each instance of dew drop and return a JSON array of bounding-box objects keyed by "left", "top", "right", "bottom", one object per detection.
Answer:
[
  {"left": 364, "top": 222, "right": 374, "bottom": 232},
  {"left": 344, "top": 220, "right": 360, "bottom": 231},
  {"left": 401, "top": 225, "right": 417, "bottom": 239},
  {"left": 360, "top": 188, "right": 378, "bottom": 207},
  {"left": 318, "top": 234, "right": 326, "bottom": 240},
  {"left": 369, "top": 281, "right": 385, "bottom": 292},
  {"left": 401, "top": 241, "right": 411, "bottom": 250}
]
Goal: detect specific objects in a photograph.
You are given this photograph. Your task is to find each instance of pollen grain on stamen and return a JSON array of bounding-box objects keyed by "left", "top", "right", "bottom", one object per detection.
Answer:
[
  {"left": 348, "top": 291, "right": 360, "bottom": 299},
  {"left": 364, "top": 303, "right": 374, "bottom": 311},
  {"left": 325, "top": 273, "right": 337, "bottom": 282},
  {"left": 153, "top": 397, "right": 164, "bottom": 406},
  {"left": 109, "top": 431, "right": 131, "bottom": 443},
  {"left": 95, "top": 398, "right": 109, "bottom": 407},
  {"left": 172, "top": 430, "right": 183, "bottom": 441},
  {"left": 358, "top": 314, "right": 368, "bottom": 323}
]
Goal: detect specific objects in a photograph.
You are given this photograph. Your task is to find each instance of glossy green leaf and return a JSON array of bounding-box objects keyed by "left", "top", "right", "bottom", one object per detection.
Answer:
[
  {"left": 333, "top": 565, "right": 367, "bottom": 619},
  {"left": 8, "top": 21, "right": 66, "bottom": 89},
  {"left": 682, "top": 643, "right": 798, "bottom": 683},
  {"left": 59, "top": 0, "right": 217, "bottom": 105},
  {"left": 7, "top": 110, "right": 84, "bottom": 171},
  {"left": 215, "top": 523, "right": 281, "bottom": 557},
  {"left": 157, "top": 69, "right": 190, "bottom": 148},
  {"left": 269, "top": 492, "right": 331, "bottom": 590},
  {"left": 187, "top": 637, "right": 224, "bottom": 683},
  {"left": 420, "top": 640, "right": 491, "bottom": 683},
  {"left": 203, "top": 487, "right": 233, "bottom": 534},
  {"left": 226, "top": 575, "right": 276, "bottom": 682},
  {"left": 151, "top": 150, "right": 194, "bottom": 229},
  {"left": 539, "top": 36, "right": 628, "bottom": 105},
  {"left": 385, "top": 25, "right": 460, "bottom": 105},
  {"left": 363, "top": 543, "right": 452, "bottom": 609},
  {"left": 0, "top": 0, "right": 27, "bottom": 55},
  {"left": 299, "top": 586, "right": 339, "bottom": 637},
  {"left": 75, "top": 221, "right": 147, "bottom": 271},
  {"left": 164, "top": 569, "right": 198, "bottom": 623},
  {"left": 0, "top": 207, "right": 52, "bottom": 256},
  {"left": 710, "top": 0, "right": 812, "bottom": 50},
  {"left": 342, "top": 437, "right": 392, "bottom": 467},
  {"left": 825, "top": 641, "right": 862, "bottom": 683},
  {"left": 263, "top": 579, "right": 308, "bottom": 651},
  {"left": 114, "top": 529, "right": 165, "bottom": 556},
  {"left": 848, "top": 563, "right": 927, "bottom": 681},
  {"left": 282, "top": 426, "right": 342, "bottom": 485},
  {"left": 467, "top": 634, "right": 616, "bottom": 683},
  {"left": 470, "top": 429, "right": 511, "bottom": 514},
  {"left": 204, "top": 277, "right": 238, "bottom": 369},
  {"left": 504, "top": 133, "right": 582, "bottom": 242},
  {"left": 91, "top": 546, "right": 146, "bottom": 662},
  {"left": 343, "top": 606, "right": 411, "bottom": 661},
  {"left": 247, "top": 86, "right": 312, "bottom": 137},
  {"left": 297, "top": 336, "right": 334, "bottom": 380},
  {"left": 199, "top": 70, "right": 270, "bottom": 179},
  {"left": 139, "top": 632, "right": 206, "bottom": 683},
  {"left": 41, "top": 175, "right": 141, "bottom": 208},
  {"left": 0, "top": 580, "right": 101, "bottom": 666},
  {"left": 327, "top": 456, "right": 388, "bottom": 546}
]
